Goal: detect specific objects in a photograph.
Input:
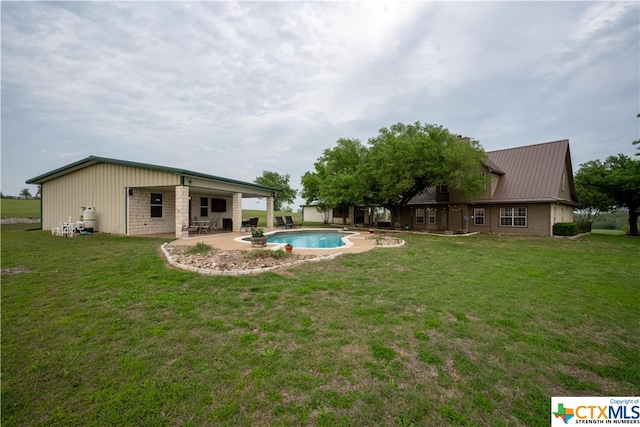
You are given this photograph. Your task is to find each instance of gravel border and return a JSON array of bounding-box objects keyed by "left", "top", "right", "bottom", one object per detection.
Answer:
[
  {"left": 1, "top": 217, "right": 40, "bottom": 224},
  {"left": 161, "top": 243, "right": 344, "bottom": 276}
]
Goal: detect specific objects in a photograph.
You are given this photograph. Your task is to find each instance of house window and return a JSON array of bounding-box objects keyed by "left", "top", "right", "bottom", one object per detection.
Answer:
[
  {"left": 200, "top": 197, "right": 209, "bottom": 217},
  {"left": 415, "top": 208, "right": 425, "bottom": 224},
  {"left": 150, "top": 193, "right": 163, "bottom": 218},
  {"left": 500, "top": 207, "right": 527, "bottom": 227},
  {"left": 333, "top": 205, "right": 347, "bottom": 217},
  {"left": 211, "top": 198, "right": 227, "bottom": 213},
  {"left": 428, "top": 209, "right": 436, "bottom": 224},
  {"left": 474, "top": 208, "right": 485, "bottom": 226}
]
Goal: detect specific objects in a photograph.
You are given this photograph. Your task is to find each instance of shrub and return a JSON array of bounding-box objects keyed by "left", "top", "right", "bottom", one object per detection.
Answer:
[
  {"left": 553, "top": 222, "right": 591, "bottom": 236},
  {"left": 553, "top": 222, "right": 579, "bottom": 236},
  {"left": 185, "top": 242, "right": 212, "bottom": 255},
  {"left": 620, "top": 225, "right": 630, "bottom": 235},
  {"left": 577, "top": 222, "right": 592, "bottom": 233},
  {"left": 246, "top": 249, "right": 290, "bottom": 260}
]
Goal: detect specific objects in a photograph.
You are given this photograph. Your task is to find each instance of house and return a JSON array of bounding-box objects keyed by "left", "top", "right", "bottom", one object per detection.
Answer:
[
  {"left": 301, "top": 202, "right": 390, "bottom": 226},
  {"left": 400, "top": 139, "right": 579, "bottom": 236},
  {"left": 26, "top": 156, "right": 280, "bottom": 238}
]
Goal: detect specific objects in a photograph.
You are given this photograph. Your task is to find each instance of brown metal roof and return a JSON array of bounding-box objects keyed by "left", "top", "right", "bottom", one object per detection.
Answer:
[
  {"left": 482, "top": 139, "right": 576, "bottom": 204},
  {"left": 408, "top": 139, "right": 579, "bottom": 206},
  {"left": 407, "top": 186, "right": 437, "bottom": 204}
]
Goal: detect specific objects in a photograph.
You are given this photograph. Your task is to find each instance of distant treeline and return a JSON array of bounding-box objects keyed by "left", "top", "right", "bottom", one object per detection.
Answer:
[
  {"left": 589, "top": 210, "right": 630, "bottom": 230},
  {"left": 1, "top": 194, "right": 39, "bottom": 200}
]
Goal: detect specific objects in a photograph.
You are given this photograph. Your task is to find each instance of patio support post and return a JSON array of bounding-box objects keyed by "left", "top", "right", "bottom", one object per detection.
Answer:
[
  {"left": 175, "top": 185, "right": 190, "bottom": 239},
  {"left": 232, "top": 193, "right": 242, "bottom": 232},
  {"left": 266, "top": 196, "right": 274, "bottom": 230}
]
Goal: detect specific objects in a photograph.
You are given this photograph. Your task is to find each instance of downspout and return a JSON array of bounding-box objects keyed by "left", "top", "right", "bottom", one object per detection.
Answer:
[
  {"left": 124, "top": 188, "right": 129, "bottom": 235},
  {"left": 39, "top": 186, "right": 43, "bottom": 230}
]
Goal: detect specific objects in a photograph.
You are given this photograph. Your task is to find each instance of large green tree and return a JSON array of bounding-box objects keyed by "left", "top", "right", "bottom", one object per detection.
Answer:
[
  {"left": 573, "top": 181, "right": 613, "bottom": 225},
  {"left": 575, "top": 154, "right": 640, "bottom": 236},
  {"left": 301, "top": 138, "right": 367, "bottom": 225},
  {"left": 363, "top": 122, "right": 489, "bottom": 226},
  {"left": 253, "top": 171, "right": 297, "bottom": 211}
]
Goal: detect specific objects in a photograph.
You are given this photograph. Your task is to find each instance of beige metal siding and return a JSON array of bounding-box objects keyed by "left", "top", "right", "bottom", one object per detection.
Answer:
[{"left": 41, "top": 163, "right": 179, "bottom": 233}]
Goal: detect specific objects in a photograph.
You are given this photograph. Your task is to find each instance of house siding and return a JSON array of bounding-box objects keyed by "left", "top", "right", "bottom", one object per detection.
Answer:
[
  {"left": 40, "top": 163, "right": 179, "bottom": 233},
  {"left": 467, "top": 204, "right": 551, "bottom": 236},
  {"left": 302, "top": 206, "right": 333, "bottom": 223},
  {"left": 551, "top": 203, "right": 574, "bottom": 230}
]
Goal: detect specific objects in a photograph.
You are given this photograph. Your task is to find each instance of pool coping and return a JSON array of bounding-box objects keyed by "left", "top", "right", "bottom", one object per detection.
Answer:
[{"left": 233, "top": 228, "right": 358, "bottom": 250}]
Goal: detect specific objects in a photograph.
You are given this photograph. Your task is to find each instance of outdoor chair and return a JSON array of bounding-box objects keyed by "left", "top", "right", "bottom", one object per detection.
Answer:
[
  {"left": 275, "top": 216, "right": 286, "bottom": 227},
  {"left": 189, "top": 216, "right": 199, "bottom": 233},
  {"left": 285, "top": 216, "right": 298, "bottom": 228},
  {"left": 249, "top": 217, "right": 259, "bottom": 228},
  {"left": 207, "top": 216, "right": 219, "bottom": 233}
]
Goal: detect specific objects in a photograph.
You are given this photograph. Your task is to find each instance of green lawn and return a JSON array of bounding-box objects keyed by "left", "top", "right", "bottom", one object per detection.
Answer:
[
  {"left": 2, "top": 225, "right": 638, "bottom": 426},
  {"left": 1, "top": 199, "right": 40, "bottom": 218},
  {"left": 592, "top": 229, "right": 625, "bottom": 235}
]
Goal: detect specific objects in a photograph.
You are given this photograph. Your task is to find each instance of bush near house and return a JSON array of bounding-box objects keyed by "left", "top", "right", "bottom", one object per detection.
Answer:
[{"left": 553, "top": 221, "right": 591, "bottom": 236}]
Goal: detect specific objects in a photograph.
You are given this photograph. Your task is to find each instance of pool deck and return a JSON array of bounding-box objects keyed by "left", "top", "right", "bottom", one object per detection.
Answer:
[{"left": 166, "top": 228, "right": 379, "bottom": 256}]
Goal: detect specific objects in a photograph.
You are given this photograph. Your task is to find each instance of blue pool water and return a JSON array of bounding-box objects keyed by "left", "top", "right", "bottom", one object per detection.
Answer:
[{"left": 265, "top": 230, "right": 351, "bottom": 249}]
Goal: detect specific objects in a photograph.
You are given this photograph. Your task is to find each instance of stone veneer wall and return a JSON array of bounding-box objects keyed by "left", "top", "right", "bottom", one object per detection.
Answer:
[
  {"left": 175, "top": 186, "right": 189, "bottom": 238},
  {"left": 128, "top": 188, "right": 176, "bottom": 235}
]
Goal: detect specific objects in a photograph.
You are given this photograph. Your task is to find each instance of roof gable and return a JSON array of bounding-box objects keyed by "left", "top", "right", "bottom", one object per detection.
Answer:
[{"left": 485, "top": 139, "right": 577, "bottom": 203}]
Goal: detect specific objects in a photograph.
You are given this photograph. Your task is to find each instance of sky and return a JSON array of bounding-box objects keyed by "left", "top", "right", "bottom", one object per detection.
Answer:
[{"left": 2, "top": 1, "right": 638, "bottom": 209}]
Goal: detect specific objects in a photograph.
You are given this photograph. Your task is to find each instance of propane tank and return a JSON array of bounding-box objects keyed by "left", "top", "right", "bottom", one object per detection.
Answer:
[{"left": 83, "top": 207, "right": 96, "bottom": 231}]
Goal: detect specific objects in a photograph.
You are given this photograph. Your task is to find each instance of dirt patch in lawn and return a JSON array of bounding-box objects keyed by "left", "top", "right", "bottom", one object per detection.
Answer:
[{"left": 1, "top": 266, "right": 31, "bottom": 275}]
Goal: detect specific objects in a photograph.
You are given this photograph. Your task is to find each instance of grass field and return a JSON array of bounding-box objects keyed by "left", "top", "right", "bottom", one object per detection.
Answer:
[
  {"left": 1, "top": 199, "right": 40, "bottom": 218},
  {"left": 2, "top": 223, "right": 639, "bottom": 426}
]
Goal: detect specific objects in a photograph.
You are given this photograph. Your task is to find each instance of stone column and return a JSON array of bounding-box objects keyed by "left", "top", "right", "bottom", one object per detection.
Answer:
[
  {"left": 266, "top": 196, "right": 275, "bottom": 230},
  {"left": 232, "top": 192, "right": 243, "bottom": 232},
  {"left": 175, "top": 185, "right": 190, "bottom": 239}
]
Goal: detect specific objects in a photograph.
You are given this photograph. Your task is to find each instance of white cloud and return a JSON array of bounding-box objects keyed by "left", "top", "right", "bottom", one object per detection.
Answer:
[{"left": 1, "top": 1, "right": 638, "bottom": 201}]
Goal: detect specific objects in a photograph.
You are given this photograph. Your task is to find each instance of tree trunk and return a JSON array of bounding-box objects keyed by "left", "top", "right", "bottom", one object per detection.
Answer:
[
  {"left": 390, "top": 205, "right": 403, "bottom": 229},
  {"left": 628, "top": 206, "right": 639, "bottom": 236}
]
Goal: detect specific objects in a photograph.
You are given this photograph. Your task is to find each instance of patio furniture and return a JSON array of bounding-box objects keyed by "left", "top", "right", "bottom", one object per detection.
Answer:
[
  {"left": 222, "top": 218, "right": 232, "bottom": 230},
  {"left": 285, "top": 216, "right": 298, "bottom": 228},
  {"left": 189, "top": 216, "right": 199, "bottom": 233},
  {"left": 206, "top": 216, "right": 219, "bottom": 233},
  {"left": 192, "top": 217, "right": 210, "bottom": 234},
  {"left": 275, "top": 216, "right": 286, "bottom": 228},
  {"left": 242, "top": 217, "right": 259, "bottom": 228}
]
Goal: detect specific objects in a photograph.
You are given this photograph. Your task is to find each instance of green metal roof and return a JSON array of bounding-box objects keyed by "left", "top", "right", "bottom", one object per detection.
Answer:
[{"left": 26, "top": 155, "right": 281, "bottom": 192}]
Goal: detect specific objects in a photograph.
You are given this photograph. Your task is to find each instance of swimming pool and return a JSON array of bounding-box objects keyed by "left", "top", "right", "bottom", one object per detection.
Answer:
[{"left": 242, "top": 230, "right": 354, "bottom": 249}]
